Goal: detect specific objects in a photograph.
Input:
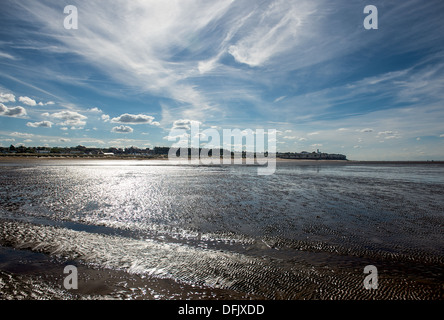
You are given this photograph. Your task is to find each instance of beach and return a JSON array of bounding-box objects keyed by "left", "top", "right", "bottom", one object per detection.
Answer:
[{"left": 0, "top": 159, "right": 443, "bottom": 300}]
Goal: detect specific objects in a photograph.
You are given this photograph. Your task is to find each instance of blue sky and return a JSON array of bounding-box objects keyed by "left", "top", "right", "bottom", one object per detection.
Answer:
[{"left": 1, "top": 0, "right": 444, "bottom": 160}]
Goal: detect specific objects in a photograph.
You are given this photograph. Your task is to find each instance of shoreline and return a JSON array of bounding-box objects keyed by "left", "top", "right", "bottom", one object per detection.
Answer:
[{"left": 0, "top": 155, "right": 443, "bottom": 165}]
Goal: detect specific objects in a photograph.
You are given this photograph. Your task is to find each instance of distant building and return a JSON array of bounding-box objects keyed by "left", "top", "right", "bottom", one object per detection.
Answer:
[{"left": 277, "top": 150, "right": 346, "bottom": 160}]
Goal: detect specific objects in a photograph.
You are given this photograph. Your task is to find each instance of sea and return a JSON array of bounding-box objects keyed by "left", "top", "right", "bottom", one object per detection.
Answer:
[{"left": 0, "top": 159, "right": 443, "bottom": 300}]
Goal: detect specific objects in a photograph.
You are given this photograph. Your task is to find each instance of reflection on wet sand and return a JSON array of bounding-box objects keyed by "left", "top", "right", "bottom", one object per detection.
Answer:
[{"left": 0, "top": 160, "right": 443, "bottom": 299}]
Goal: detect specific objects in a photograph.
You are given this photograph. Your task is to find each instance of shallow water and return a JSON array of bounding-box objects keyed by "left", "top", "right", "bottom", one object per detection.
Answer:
[{"left": 0, "top": 160, "right": 443, "bottom": 299}]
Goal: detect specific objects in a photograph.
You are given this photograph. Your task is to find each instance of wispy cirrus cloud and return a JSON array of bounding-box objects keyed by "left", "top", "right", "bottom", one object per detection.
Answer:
[
  {"left": 227, "top": 0, "right": 315, "bottom": 67},
  {"left": 13, "top": 0, "right": 237, "bottom": 119},
  {"left": 0, "top": 51, "right": 16, "bottom": 60},
  {"left": 10, "top": 0, "right": 339, "bottom": 124}
]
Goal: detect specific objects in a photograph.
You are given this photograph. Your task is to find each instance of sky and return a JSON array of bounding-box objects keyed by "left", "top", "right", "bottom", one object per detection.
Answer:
[{"left": 1, "top": 0, "right": 444, "bottom": 160}]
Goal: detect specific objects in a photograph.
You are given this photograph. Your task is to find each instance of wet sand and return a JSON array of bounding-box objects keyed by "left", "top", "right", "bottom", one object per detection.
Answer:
[
  {"left": 0, "top": 160, "right": 443, "bottom": 300},
  {"left": 1, "top": 218, "right": 442, "bottom": 300},
  {"left": 0, "top": 246, "right": 251, "bottom": 300}
]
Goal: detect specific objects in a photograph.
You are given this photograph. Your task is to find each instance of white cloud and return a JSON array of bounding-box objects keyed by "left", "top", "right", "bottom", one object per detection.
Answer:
[
  {"left": 18, "top": 96, "right": 37, "bottom": 106},
  {"left": 10, "top": 132, "right": 34, "bottom": 138},
  {"left": 172, "top": 119, "right": 202, "bottom": 130},
  {"left": 0, "top": 93, "right": 15, "bottom": 103},
  {"left": 377, "top": 130, "right": 401, "bottom": 140},
  {"left": 228, "top": 0, "right": 315, "bottom": 67},
  {"left": 163, "top": 132, "right": 190, "bottom": 145},
  {"left": 359, "top": 128, "right": 373, "bottom": 133},
  {"left": 378, "top": 131, "right": 394, "bottom": 136},
  {"left": 88, "top": 107, "right": 102, "bottom": 113},
  {"left": 0, "top": 103, "right": 27, "bottom": 117},
  {"left": 274, "top": 96, "right": 287, "bottom": 103},
  {"left": 59, "top": 138, "right": 71, "bottom": 142},
  {"left": 307, "top": 131, "right": 320, "bottom": 136},
  {"left": 101, "top": 114, "right": 110, "bottom": 122},
  {"left": 0, "top": 51, "right": 17, "bottom": 60},
  {"left": 49, "top": 111, "right": 87, "bottom": 127},
  {"left": 37, "top": 101, "right": 55, "bottom": 106},
  {"left": 26, "top": 120, "right": 53, "bottom": 128},
  {"left": 198, "top": 57, "right": 219, "bottom": 74},
  {"left": 111, "top": 113, "right": 156, "bottom": 125},
  {"left": 111, "top": 125, "right": 134, "bottom": 133}
]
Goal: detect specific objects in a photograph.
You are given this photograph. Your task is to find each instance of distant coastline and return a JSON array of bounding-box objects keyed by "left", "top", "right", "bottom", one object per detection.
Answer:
[
  {"left": 1, "top": 145, "right": 343, "bottom": 161},
  {"left": 0, "top": 154, "right": 442, "bottom": 165},
  {"left": 1, "top": 145, "right": 443, "bottom": 164}
]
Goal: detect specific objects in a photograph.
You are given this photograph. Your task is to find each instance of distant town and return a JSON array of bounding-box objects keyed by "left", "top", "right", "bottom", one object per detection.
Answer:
[
  {"left": 0, "top": 145, "right": 347, "bottom": 160},
  {"left": 276, "top": 150, "right": 347, "bottom": 160}
]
